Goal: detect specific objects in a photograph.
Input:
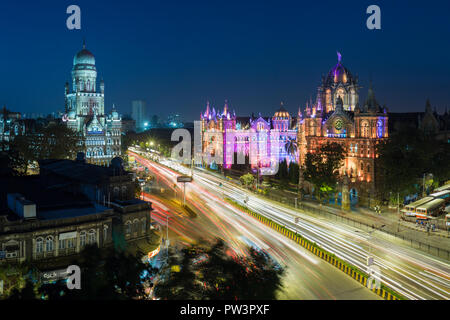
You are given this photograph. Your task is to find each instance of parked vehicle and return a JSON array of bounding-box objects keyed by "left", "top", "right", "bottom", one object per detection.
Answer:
[{"left": 415, "top": 198, "right": 446, "bottom": 219}]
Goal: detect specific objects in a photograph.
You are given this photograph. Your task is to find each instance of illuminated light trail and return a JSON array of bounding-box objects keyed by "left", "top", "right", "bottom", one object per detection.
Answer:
[{"left": 131, "top": 151, "right": 450, "bottom": 300}]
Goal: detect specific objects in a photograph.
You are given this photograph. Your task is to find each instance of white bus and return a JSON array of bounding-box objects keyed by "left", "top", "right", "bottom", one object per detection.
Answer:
[
  {"left": 402, "top": 197, "right": 434, "bottom": 217},
  {"left": 434, "top": 183, "right": 450, "bottom": 193},
  {"left": 415, "top": 198, "right": 446, "bottom": 219},
  {"left": 429, "top": 190, "right": 450, "bottom": 204}
]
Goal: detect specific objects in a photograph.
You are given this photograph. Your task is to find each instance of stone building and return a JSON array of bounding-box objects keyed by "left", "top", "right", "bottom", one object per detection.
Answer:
[
  {"left": 0, "top": 155, "right": 153, "bottom": 269},
  {"left": 63, "top": 42, "right": 122, "bottom": 166},
  {"left": 297, "top": 54, "right": 389, "bottom": 207}
]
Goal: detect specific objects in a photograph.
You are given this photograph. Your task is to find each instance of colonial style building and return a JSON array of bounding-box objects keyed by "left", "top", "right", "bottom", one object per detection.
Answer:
[
  {"left": 297, "top": 54, "right": 389, "bottom": 207},
  {"left": 200, "top": 54, "right": 390, "bottom": 207},
  {"left": 0, "top": 154, "right": 154, "bottom": 269},
  {"left": 200, "top": 101, "right": 298, "bottom": 171},
  {"left": 63, "top": 42, "right": 122, "bottom": 166}
]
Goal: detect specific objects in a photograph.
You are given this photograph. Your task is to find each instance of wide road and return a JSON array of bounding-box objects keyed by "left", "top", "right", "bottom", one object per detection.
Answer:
[
  {"left": 131, "top": 150, "right": 380, "bottom": 300},
  {"left": 132, "top": 150, "right": 450, "bottom": 300}
]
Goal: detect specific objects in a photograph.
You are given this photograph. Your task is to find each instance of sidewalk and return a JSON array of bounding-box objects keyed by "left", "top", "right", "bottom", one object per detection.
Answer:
[{"left": 262, "top": 189, "right": 450, "bottom": 259}]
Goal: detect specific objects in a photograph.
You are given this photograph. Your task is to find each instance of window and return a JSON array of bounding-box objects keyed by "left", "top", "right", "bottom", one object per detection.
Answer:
[
  {"left": 133, "top": 219, "right": 139, "bottom": 233},
  {"left": 125, "top": 221, "right": 131, "bottom": 234},
  {"left": 103, "top": 225, "right": 108, "bottom": 242},
  {"left": 59, "top": 238, "right": 66, "bottom": 250},
  {"left": 141, "top": 219, "right": 146, "bottom": 233},
  {"left": 36, "top": 238, "right": 43, "bottom": 254},
  {"left": 88, "top": 230, "right": 96, "bottom": 244},
  {"left": 67, "top": 238, "right": 74, "bottom": 249},
  {"left": 361, "top": 121, "right": 369, "bottom": 138},
  {"left": 46, "top": 236, "right": 54, "bottom": 252},
  {"left": 80, "top": 232, "right": 86, "bottom": 247}
]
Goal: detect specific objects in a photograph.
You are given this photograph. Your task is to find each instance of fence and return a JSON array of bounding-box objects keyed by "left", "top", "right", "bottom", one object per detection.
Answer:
[{"left": 264, "top": 193, "right": 450, "bottom": 261}]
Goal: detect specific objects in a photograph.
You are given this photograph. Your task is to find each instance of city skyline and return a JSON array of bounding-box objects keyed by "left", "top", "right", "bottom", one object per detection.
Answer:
[{"left": 1, "top": 1, "right": 450, "bottom": 121}]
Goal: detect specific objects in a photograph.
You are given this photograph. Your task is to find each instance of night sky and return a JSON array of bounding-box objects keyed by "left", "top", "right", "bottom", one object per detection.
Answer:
[{"left": 1, "top": 0, "right": 450, "bottom": 121}]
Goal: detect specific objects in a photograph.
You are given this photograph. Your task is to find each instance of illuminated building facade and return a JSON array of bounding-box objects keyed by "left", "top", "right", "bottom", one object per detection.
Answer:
[
  {"left": 298, "top": 54, "right": 389, "bottom": 207},
  {"left": 200, "top": 101, "right": 298, "bottom": 170},
  {"left": 200, "top": 54, "right": 389, "bottom": 206},
  {"left": 63, "top": 42, "right": 122, "bottom": 166}
]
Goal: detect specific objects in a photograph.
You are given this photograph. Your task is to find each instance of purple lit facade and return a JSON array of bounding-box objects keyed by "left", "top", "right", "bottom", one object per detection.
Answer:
[{"left": 200, "top": 101, "right": 298, "bottom": 170}]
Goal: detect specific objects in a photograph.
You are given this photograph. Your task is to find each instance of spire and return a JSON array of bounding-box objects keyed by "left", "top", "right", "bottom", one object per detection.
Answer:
[
  {"left": 205, "top": 101, "right": 210, "bottom": 117},
  {"left": 82, "top": 37, "right": 86, "bottom": 49},
  {"left": 337, "top": 51, "right": 342, "bottom": 63},
  {"left": 223, "top": 99, "right": 228, "bottom": 116}
]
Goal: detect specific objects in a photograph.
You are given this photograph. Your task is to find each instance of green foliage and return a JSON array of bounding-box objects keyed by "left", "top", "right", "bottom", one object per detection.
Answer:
[
  {"left": 303, "top": 142, "right": 346, "bottom": 200},
  {"left": 155, "top": 239, "right": 285, "bottom": 300},
  {"left": 0, "top": 264, "right": 38, "bottom": 299},
  {"left": 288, "top": 162, "right": 300, "bottom": 185},
  {"left": 240, "top": 173, "right": 255, "bottom": 188},
  {"left": 376, "top": 127, "right": 450, "bottom": 199},
  {"left": 276, "top": 159, "right": 289, "bottom": 185},
  {"left": 38, "top": 245, "right": 156, "bottom": 300},
  {"left": 4, "top": 123, "right": 83, "bottom": 174}
]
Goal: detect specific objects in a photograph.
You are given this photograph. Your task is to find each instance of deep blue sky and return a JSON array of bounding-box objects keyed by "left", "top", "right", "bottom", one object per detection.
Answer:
[{"left": 1, "top": 0, "right": 450, "bottom": 121}]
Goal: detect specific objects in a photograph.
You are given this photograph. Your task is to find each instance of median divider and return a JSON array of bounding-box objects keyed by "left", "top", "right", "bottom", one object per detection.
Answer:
[{"left": 224, "top": 198, "right": 405, "bottom": 300}]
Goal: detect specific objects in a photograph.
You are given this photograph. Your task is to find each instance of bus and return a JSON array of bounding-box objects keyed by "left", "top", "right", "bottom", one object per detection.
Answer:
[
  {"left": 402, "top": 197, "right": 434, "bottom": 217},
  {"left": 415, "top": 198, "right": 446, "bottom": 219},
  {"left": 429, "top": 190, "right": 450, "bottom": 204},
  {"left": 434, "top": 183, "right": 450, "bottom": 193}
]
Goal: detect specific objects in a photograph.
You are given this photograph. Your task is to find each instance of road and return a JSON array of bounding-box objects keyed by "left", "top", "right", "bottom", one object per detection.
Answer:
[
  {"left": 132, "top": 150, "right": 380, "bottom": 300},
  {"left": 130, "top": 149, "right": 450, "bottom": 300}
]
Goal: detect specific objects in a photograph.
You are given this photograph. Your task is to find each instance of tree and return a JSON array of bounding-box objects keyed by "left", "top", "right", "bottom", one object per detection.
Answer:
[
  {"left": 39, "top": 245, "right": 156, "bottom": 300},
  {"left": 376, "top": 126, "right": 450, "bottom": 202},
  {"left": 240, "top": 173, "right": 255, "bottom": 188},
  {"left": 154, "top": 239, "right": 285, "bottom": 300},
  {"left": 276, "top": 159, "right": 289, "bottom": 186},
  {"left": 6, "top": 123, "right": 83, "bottom": 174},
  {"left": 288, "top": 162, "right": 300, "bottom": 185},
  {"left": 303, "top": 142, "right": 345, "bottom": 201}
]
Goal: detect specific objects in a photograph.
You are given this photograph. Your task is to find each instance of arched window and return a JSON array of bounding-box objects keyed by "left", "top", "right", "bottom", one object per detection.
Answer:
[
  {"left": 36, "top": 237, "right": 43, "bottom": 253},
  {"left": 88, "top": 230, "right": 96, "bottom": 244},
  {"left": 80, "top": 231, "right": 86, "bottom": 247},
  {"left": 46, "top": 236, "right": 54, "bottom": 252}
]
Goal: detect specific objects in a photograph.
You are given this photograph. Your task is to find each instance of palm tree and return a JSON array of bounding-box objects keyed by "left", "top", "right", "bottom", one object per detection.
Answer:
[{"left": 284, "top": 137, "right": 303, "bottom": 198}]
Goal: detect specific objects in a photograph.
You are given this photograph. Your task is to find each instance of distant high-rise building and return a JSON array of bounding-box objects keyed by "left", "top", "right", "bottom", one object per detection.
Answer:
[{"left": 132, "top": 100, "right": 147, "bottom": 132}]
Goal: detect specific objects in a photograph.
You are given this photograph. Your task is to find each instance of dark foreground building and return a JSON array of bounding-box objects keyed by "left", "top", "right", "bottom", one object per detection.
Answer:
[{"left": 0, "top": 154, "right": 154, "bottom": 268}]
